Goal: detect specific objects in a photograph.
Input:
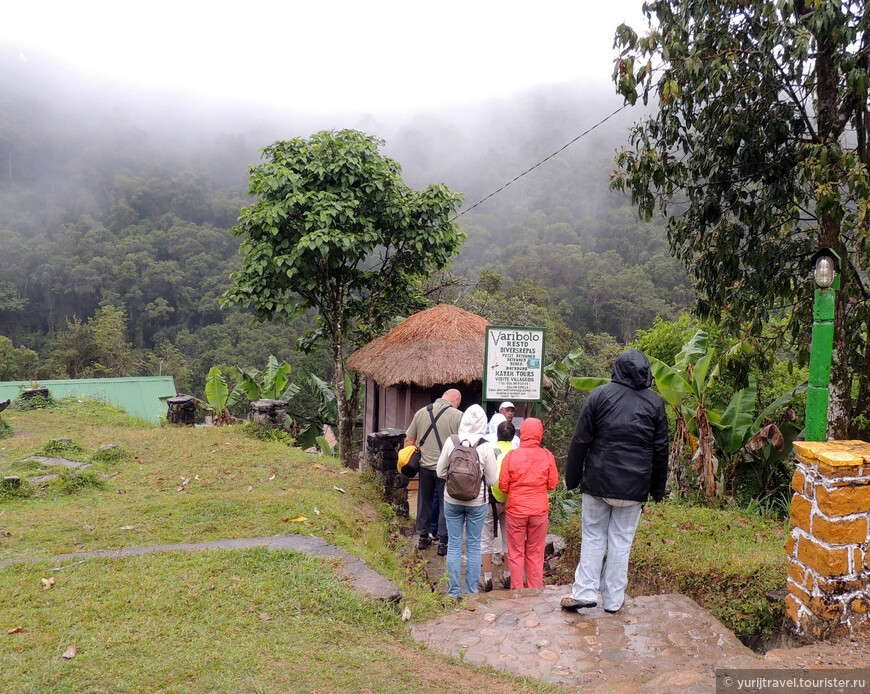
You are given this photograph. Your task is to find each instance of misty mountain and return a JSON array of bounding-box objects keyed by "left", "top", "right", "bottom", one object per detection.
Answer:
[{"left": 0, "top": 46, "right": 690, "bottom": 387}]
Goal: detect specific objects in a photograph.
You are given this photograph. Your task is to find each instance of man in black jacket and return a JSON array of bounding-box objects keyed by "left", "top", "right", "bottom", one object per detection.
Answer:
[{"left": 560, "top": 349, "right": 668, "bottom": 613}]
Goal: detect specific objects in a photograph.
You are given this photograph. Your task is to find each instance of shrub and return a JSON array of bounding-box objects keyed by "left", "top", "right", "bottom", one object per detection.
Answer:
[
  {"left": 89, "top": 444, "right": 132, "bottom": 465},
  {"left": 36, "top": 438, "right": 86, "bottom": 458},
  {"left": 57, "top": 468, "right": 105, "bottom": 494},
  {"left": 0, "top": 477, "right": 34, "bottom": 502}
]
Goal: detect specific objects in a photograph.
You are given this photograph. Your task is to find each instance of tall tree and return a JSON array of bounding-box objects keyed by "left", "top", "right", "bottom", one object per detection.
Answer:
[
  {"left": 611, "top": 0, "right": 870, "bottom": 438},
  {"left": 222, "top": 130, "right": 464, "bottom": 467}
]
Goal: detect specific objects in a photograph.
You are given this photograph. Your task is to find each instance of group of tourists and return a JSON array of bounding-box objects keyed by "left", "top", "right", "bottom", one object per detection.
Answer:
[{"left": 405, "top": 348, "right": 670, "bottom": 613}]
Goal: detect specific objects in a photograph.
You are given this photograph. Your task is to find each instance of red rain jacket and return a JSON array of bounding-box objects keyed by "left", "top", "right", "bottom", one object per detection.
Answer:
[{"left": 498, "top": 418, "right": 559, "bottom": 517}]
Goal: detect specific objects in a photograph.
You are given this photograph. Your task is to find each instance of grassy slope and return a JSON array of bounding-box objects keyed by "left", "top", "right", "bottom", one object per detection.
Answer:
[{"left": 0, "top": 401, "right": 563, "bottom": 694}]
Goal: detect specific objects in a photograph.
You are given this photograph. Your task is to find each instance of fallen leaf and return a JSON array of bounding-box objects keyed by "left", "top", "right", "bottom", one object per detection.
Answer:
[
  {"left": 118, "top": 490, "right": 127, "bottom": 494},
  {"left": 6, "top": 626, "right": 23, "bottom": 634},
  {"left": 211, "top": 450, "right": 217, "bottom": 454},
  {"left": 642, "top": 507, "right": 652, "bottom": 515},
  {"left": 176, "top": 486, "right": 185, "bottom": 492},
  {"left": 660, "top": 538, "right": 676, "bottom": 546},
  {"left": 735, "top": 518, "right": 750, "bottom": 526},
  {"left": 258, "top": 612, "right": 271, "bottom": 621},
  {"left": 287, "top": 515, "right": 308, "bottom": 522},
  {"left": 83, "top": 524, "right": 95, "bottom": 532},
  {"left": 401, "top": 606, "right": 412, "bottom": 621},
  {"left": 180, "top": 477, "right": 190, "bottom": 487},
  {"left": 41, "top": 577, "right": 55, "bottom": 591},
  {"left": 61, "top": 644, "right": 77, "bottom": 659},
  {"left": 268, "top": 474, "right": 276, "bottom": 481},
  {"left": 313, "top": 506, "right": 321, "bottom": 516},
  {"left": 333, "top": 486, "right": 345, "bottom": 494},
  {"left": 340, "top": 469, "right": 351, "bottom": 474},
  {"left": 119, "top": 525, "right": 135, "bottom": 530},
  {"left": 247, "top": 485, "right": 253, "bottom": 492},
  {"left": 194, "top": 475, "right": 201, "bottom": 481}
]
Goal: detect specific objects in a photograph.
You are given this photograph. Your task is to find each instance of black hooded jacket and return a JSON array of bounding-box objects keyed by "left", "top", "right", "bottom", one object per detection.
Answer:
[{"left": 565, "top": 349, "right": 669, "bottom": 502}]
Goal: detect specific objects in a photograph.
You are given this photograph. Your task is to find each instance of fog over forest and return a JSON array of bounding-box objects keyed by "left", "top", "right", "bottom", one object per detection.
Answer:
[{"left": 0, "top": 45, "right": 690, "bottom": 396}]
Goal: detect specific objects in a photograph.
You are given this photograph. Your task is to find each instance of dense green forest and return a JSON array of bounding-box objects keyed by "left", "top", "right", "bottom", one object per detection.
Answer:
[{"left": 0, "top": 47, "right": 690, "bottom": 399}]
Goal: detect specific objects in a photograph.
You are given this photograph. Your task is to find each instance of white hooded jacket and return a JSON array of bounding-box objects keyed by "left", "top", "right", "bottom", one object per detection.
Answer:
[{"left": 436, "top": 404, "right": 499, "bottom": 506}]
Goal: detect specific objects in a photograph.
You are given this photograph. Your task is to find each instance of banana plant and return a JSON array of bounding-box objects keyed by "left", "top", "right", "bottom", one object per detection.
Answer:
[
  {"left": 197, "top": 366, "right": 240, "bottom": 425},
  {"left": 232, "top": 355, "right": 300, "bottom": 404},
  {"left": 713, "top": 379, "right": 807, "bottom": 498},
  {"left": 292, "top": 366, "right": 343, "bottom": 450},
  {"left": 567, "top": 329, "right": 806, "bottom": 500},
  {"left": 541, "top": 346, "right": 585, "bottom": 428}
]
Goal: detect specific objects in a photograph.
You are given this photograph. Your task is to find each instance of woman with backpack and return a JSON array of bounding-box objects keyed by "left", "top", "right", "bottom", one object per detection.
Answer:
[
  {"left": 436, "top": 404, "right": 499, "bottom": 598},
  {"left": 498, "top": 418, "right": 559, "bottom": 589}
]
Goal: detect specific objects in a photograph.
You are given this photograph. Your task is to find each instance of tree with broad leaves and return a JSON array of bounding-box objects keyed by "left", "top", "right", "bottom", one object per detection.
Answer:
[
  {"left": 611, "top": 0, "right": 870, "bottom": 439},
  {"left": 222, "top": 130, "right": 464, "bottom": 467}
]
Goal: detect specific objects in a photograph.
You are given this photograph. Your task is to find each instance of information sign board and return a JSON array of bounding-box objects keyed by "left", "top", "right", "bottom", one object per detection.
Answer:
[{"left": 484, "top": 326, "right": 545, "bottom": 402}]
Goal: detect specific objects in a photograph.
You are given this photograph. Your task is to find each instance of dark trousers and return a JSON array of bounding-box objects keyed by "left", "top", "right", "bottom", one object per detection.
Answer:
[{"left": 416, "top": 467, "right": 447, "bottom": 540}]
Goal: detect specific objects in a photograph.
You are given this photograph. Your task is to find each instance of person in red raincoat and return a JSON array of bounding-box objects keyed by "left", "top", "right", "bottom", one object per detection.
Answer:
[{"left": 498, "top": 418, "right": 558, "bottom": 589}]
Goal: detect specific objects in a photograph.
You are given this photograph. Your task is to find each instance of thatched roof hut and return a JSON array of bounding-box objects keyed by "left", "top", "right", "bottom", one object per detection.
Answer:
[
  {"left": 349, "top": 304, "right": 545, "bottom": 456},
  {"left": 347, "top": 304, "right": 488, "bottom": 388}
]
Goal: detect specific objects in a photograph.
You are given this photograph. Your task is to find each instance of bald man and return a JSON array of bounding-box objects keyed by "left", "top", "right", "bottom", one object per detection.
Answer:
[{"left": 405, "top": 389, "right": 463, "bottom": 555}]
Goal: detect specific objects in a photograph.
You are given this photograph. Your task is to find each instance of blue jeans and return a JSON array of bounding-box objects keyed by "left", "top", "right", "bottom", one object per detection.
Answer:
[
  {"left": 571, "top": 494, "right": 643, "bottom": 611},
  {"left": 444, "top": 501, "right": 487, "bottom": 596}
]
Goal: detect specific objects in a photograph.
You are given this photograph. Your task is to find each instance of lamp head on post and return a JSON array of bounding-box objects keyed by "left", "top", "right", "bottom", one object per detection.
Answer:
[{"left": 811, "top": 248, "right": 841, "bottom": 290}]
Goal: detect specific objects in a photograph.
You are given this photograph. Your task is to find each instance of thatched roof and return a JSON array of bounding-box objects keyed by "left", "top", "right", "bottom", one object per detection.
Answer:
[{"left": 348, "top": 304, "right": 489, "bottom": 388}]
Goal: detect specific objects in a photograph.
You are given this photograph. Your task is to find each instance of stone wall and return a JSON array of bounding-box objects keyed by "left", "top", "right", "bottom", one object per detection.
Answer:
[
  {"left": 365, "top": 428, "right": 409, "bottom": 517},
  {"left": 786, "top": 440, "right": 870, "bottom": 640}
]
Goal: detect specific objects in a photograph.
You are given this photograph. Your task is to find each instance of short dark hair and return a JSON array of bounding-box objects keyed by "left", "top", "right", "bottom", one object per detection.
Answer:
[{"left": 497, "top": 421, "right": 515, "bottom": 442}]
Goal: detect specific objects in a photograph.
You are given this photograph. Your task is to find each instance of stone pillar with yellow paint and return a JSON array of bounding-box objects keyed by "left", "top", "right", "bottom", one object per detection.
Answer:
[{"left": 786, "top": 440, "right": 870, "bottom": 640}]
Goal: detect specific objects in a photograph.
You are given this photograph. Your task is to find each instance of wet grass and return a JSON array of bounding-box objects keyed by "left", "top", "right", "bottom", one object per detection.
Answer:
[{"left": 0, "top": 400, "right": 564, "bottom": 693}]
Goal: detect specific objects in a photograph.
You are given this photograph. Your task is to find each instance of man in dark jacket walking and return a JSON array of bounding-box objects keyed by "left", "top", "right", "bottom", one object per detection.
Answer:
[{"left": 561, "top": 349, "right": 668, "bottom": 613}]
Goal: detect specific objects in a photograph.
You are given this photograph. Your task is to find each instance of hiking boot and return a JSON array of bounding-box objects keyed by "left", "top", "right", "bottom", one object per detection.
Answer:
[
  {"left": 436, "top": 542, "right": 448, "bottom": 556},
  {"left": 428, "top": 533, "right": 439, "bottom": 542},
  {"left": 479, "top": 577, "right": 493, "bottom": 592},
  {"left": 417, "top": 535, "right": 432, "bottom": 550},
  {"left": 560, "top": 596, "right": 597, "bottom": 611},
  {"left": 498, "top": 575, "right": 512, "bottom": 590}
]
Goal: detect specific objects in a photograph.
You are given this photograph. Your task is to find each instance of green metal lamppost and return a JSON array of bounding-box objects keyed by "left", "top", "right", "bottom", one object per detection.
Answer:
[{"left": 805, "top": 248, "right": 841, "bottom": 442}]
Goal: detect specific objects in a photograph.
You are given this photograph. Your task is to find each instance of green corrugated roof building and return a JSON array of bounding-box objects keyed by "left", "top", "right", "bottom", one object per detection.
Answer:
[{"left": 0, "top": 377, "right": 177, "bottom": 424}]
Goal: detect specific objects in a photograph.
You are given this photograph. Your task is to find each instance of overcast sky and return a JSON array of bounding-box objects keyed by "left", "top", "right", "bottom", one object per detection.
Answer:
[{"left": 2, "top": 1, "right": 649, "bottom": 116}]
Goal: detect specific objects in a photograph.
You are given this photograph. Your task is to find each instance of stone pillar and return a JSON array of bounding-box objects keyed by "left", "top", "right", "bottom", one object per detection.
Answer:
[
  {"left": 366, "top": 428, "right": 409, "bottom": 517},
  {"left": 21, "top": 386, "right": 49, "bottom": 401},
  {"left": 250, "top": 399, "right": 288, "bottom": 430},
  {"left": 166, "top": 395, "right": 196, "bottom": 426},
  {"left": 786, "top": 440, "right": 870, "bottom": 640}
]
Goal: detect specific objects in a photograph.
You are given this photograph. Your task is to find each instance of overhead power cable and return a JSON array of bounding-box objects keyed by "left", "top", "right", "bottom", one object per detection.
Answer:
[{"left": 451, "top": 104, "right": 629, "bottom": 222}]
